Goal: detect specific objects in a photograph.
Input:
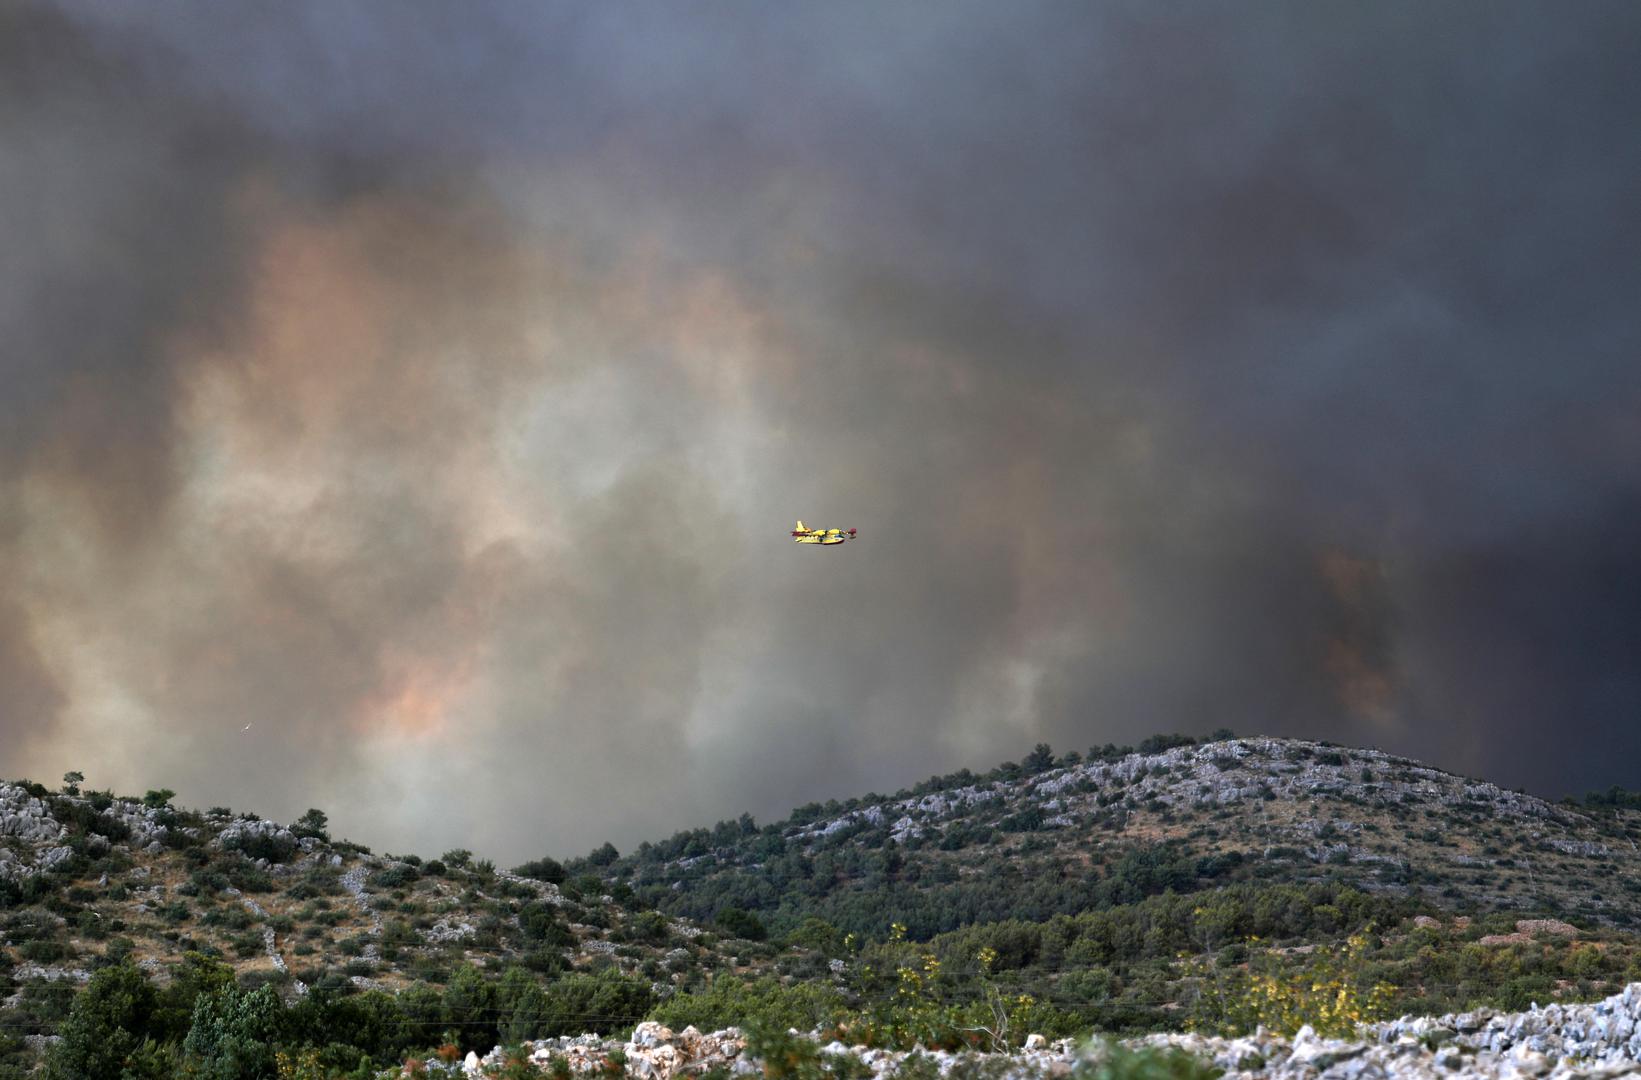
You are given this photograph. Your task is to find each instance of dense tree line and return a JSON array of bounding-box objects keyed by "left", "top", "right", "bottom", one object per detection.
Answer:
[
  {"left": 619, "top": 836, "right": 1248, "bottom": 943},
  {"left": 1579, "top": 786, "right": 1641, "bottom": 811},
  {"left": 913, "top": 882, "right": 1416, "bottom": 973},
  {"left": 10, "top": 955, "right": 655, "bottom": 1080}
]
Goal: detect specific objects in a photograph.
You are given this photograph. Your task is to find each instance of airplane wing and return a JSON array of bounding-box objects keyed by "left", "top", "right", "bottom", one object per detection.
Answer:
[{"left": 791, "top": 520, "right": 854, "bottom": 545}]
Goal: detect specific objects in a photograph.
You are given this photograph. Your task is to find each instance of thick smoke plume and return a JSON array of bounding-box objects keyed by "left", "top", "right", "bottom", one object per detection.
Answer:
[{"left": 3, "top": 2, "right": 1639, "bottom": 862}]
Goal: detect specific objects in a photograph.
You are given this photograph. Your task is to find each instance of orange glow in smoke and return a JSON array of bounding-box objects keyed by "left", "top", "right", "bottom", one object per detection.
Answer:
[{"left": 361, "top": 656, "right": 476, "bottom": 740}]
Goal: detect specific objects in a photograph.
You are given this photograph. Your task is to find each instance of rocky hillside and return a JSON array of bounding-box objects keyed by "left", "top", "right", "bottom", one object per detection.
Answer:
[
  {"left": 595, "top": 737, "right": 1641, "bottom": 939},
  {"left": 7, "top": 738, "right": 1641, "bottom": 1077},
  {"left": 0, "top": 780, "right": 782, "bottom": 1019}
]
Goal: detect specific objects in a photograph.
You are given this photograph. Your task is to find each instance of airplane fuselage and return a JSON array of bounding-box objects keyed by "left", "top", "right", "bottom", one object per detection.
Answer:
[{"left": 792, "top": 520, "right": 856, "bottom": 545}]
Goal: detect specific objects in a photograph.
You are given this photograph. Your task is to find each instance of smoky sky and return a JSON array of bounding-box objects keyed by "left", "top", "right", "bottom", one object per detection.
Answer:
[{"left": 4, "top": 2, "right": 1640, "bottom": 863}]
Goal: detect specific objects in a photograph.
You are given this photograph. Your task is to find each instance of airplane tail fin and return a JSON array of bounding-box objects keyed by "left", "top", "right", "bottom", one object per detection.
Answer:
[{"left": 795, "top": 520, "right": 807, "bottom": 532}]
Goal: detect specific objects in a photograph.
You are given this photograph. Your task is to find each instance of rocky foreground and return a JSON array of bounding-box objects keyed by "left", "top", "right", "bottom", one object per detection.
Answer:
[
  {"left": 1137, "top": 979, "right": 1641, "bottom": 1079},
  {"left": 407, "top": 984, "right": 1641, "bottom": 1079}
]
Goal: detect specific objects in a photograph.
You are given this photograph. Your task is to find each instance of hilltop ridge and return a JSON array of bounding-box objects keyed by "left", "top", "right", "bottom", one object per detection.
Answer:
[{"left": 582, "top": 736, "right": 1641, "bottom": 938}]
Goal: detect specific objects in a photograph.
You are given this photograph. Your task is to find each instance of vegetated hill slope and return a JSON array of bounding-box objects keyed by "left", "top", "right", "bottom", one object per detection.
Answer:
[
  {"left": 7, "top": 738, "right": 1641, "bottom": 1075},
  {"left": 0, "top": 782, "right": 773, "bottom": 1021},
  {"left": 584, "top": 736, "right": 1641, "bottom": 939}
]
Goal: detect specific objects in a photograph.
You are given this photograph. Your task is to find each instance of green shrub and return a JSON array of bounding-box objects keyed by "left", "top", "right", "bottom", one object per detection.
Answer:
[
  {"left": 889, "top": 1052, "right": 940, "bottom": 1080},
  {"left": 183, "top": 985, "right": 283, "bottom": 1079},
  {"left": 19, "top": 939, "right": 68, "bottom": 963},
  {"left": 522, "top": 949, "right": 567, "bottom": 975},
  {"left": 785, "top": 917, "right": 847, "bottom": 955},
  {"left": 495, "top": 966, "right": 552, "bottom": 1044},
  {"left": 46, "top": 798, "right": 130, "bottom": 844},
  {"left": 201, "top": 907, "right": 253, "bottom": 931},
  {"left": 381, "top": 920, "right": 417, "bottom": 947},
  {"left": 289, "top": 864, "right": 345, "bottom": 898},
  {"left": 742, "top": 1025, "right": 823, "bottom": 1080},
  {"left": 742, "top": 1025, "right": 871, "bottom": 1080},
  {"left": 368, "top": 863, "right": 420, "bottom": 889},
  {"left": 190, "top": 867, "right": 230, "bottom": 894},
  {"left": 1074, "top": 1041, "right": 1222, "bottom": 1080},
  {"left": 44, "top": 963, "right": 158, "bottom": 1080},
  {"left": 716, "top": 906, "right": 768, "bottom": 941},
  {"left": 100, "top": 937, "right": 136, "bottom": 966},
  {"left": 1186, "top": 932, "right": 1392, "bottom": 1038},
  {"left": 441, "top": 964, "right": 498, "bottom": 1052},
  {"left": 539, "top": 968, "right": 655, "bottom": 1037},
  {"left": 519, "top": 901, "right": 574, "bottom": 946},
  {"left": 153, "top": 952, "right": 236, "bottom": 1042},
  {"left": 226, "top": 860, "right": 275, "bottom": 893},
  {"left": 515, "top": 857, "right": 567, "bottom": 884},
  {"left": 623, "top": 910, "right": 672, "bottom": 944},
  {"left": 652, "top": 976, "right": 848, "bottom": 1034}
]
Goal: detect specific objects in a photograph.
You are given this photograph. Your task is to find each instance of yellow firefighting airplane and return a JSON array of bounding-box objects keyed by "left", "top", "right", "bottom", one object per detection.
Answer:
[{"left": 792, "top": 520, "right": 857, "bottom": 546}]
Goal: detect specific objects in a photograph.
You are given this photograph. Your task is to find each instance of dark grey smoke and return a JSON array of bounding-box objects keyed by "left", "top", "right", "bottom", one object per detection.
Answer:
[{"left": 3, "top": 2, "right": 1639, "bottom": 862}]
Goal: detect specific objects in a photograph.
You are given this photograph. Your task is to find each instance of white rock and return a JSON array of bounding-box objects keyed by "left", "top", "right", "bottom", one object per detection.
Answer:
[{"left": 630, "top": 1021, "right": 673, "bottom": 1048}]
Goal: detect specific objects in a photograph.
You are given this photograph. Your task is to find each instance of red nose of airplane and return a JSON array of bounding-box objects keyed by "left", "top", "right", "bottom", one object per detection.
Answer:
[{"left": 848, "top": 528, "right": 856, "bottom": 534}]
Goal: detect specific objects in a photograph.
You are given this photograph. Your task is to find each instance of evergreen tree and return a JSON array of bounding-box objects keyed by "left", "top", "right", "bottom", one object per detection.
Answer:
[
  {"left": 153, "top": 951, "right": 235, "bottom": 1042},
  {"left": 716, "top": 906, "right": 768, "bottom": 941},
  {"left": 45, "top": 964, "right": 157, "bottom": 1080},
  {"left": 514, "top": 856, "right": 567, "bottom": 884},
  {"left": 497, "top": 966, "right": 551, "bottom": 1044},
  {"left": 293, "top": 808, "right": 330, "bottom": 841},
  {"left": 182, "top": 985, "right": 282, "bottom": 1080},
  {"left": 441, "top": 964, "right": 498, "bottom": 1051},
  {"left": 1024, "top": 743, "right": 1056, "bottom": 773}
]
